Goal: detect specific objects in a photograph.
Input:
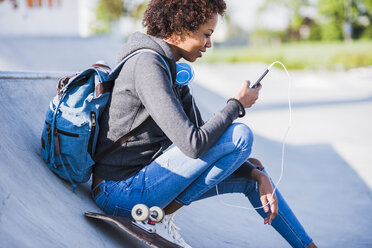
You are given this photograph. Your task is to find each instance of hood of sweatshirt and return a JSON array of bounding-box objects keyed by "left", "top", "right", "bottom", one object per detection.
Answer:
[{"left": 115, "top": 32, "right": 177, "bottom": 81}]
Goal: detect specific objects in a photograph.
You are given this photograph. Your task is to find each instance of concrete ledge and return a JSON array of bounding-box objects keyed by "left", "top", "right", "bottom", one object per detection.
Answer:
[{"left": 0, "top": 70, "right": 73, "bottom": 80}]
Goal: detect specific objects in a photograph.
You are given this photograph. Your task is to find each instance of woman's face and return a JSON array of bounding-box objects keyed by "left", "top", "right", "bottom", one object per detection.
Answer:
[{"left": 166, "top": 13, "right": 218, "bottom": 62}]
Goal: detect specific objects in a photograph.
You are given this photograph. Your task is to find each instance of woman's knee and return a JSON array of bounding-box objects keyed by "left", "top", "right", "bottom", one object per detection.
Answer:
[{"left": 230, "top": 123, "right": 254, "bottom": 152}]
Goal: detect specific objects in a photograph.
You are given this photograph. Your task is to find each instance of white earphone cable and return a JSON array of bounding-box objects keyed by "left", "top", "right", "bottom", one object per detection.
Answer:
[{"left": 215, "top": 61, "right": 292, "bottom": 211}]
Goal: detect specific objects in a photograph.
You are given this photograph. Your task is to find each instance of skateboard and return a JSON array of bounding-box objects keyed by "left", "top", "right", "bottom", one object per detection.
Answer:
[{"left": 85, "top": 204, "right": 182, "bottom": 248}]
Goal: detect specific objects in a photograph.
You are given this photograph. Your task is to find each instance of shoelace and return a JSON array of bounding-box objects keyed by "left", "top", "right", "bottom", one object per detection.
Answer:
[{"left": 165, "top": 213, "right": 184, "bottom": 242}]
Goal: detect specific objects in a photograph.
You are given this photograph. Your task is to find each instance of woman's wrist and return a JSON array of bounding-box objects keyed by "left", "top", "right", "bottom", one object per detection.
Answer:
[
  {"left": 227, "top": 98, "right": 245, "bottom": 117},
  {"left": 250, "top": 168, "right": 267, "bottom": 182}
]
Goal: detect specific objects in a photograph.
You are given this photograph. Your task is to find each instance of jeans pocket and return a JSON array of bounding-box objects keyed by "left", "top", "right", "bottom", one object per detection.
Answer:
[
  {"left": 103, "top": 181, "right": 130, "bottom": 214},
  {"left": 91, "top": 183, "right": 107, "bottom": 210},
  {"left": 92, "top": 180, "right": 120, "bottom": 211}
]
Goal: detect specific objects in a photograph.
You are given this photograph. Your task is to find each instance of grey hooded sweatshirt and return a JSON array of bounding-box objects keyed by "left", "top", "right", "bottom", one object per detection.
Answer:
[{"left": 94, "top": 32, "right": 245, "bottom": 181}]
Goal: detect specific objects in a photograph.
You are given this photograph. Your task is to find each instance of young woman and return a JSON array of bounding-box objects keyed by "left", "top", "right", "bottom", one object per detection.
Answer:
[{"left": 91, "top": 0, "right": 317, "bottom": 247}]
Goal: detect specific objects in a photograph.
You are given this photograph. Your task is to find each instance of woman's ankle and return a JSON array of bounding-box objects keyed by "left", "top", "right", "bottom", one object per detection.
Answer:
[
  {"left": 164, "top": 200, "right": 183, "bottom": 215},
  {"left": 307, "top": 242, "right": 317, "bottom": 248}
]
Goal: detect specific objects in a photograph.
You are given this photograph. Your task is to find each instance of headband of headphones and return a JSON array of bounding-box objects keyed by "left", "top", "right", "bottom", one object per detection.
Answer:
[{"left": 175, "top": 62, "right": 194, "bottom": 86}]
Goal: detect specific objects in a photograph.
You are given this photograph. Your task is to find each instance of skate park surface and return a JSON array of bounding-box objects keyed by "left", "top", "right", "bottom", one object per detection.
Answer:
[{"left": 1, "top": 36, "right": 372, "bottom": 247}]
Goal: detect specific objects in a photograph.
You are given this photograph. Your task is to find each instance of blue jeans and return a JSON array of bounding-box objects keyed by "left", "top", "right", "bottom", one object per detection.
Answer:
[{"left": 91, "top": 123, "right": 313, "bottom": 248}]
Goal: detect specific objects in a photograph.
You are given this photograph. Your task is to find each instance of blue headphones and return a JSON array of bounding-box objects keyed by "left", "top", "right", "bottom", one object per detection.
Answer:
[{"left": 175, "top": 62, "right": 194, "bottom": 86}]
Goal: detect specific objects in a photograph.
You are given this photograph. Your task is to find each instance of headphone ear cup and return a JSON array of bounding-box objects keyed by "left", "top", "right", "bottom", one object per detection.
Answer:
[{"left": 175, "top": 62, "right": 194, "bottom": 86}]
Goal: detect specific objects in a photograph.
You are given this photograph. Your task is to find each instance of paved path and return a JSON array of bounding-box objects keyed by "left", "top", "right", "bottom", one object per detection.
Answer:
[
  {"left": 193, "top": 63, "right": 372, "bottom": 190},
  {"left": 1, "top": 36, "right": 372, "bottom": 247},
  {"left": 185, "top": 64, "right": 372, "bottom": 247}
]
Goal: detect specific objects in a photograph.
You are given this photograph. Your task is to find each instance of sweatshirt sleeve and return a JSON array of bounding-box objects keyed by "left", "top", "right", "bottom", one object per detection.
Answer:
[
  {"left": 134, "top": 53, "right": 240, "bottom": 159},
  {"left": 179, "top": 85, "right": 204, "bottom": 127}
]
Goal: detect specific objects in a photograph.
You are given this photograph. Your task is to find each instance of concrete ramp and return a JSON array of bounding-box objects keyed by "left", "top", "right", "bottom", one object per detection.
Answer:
[
  {"left": 0, "top": 72, "right": 146, "bottom": 248},
  {"left": 1, "top": 68, "right": 372, "bottom": 248}
]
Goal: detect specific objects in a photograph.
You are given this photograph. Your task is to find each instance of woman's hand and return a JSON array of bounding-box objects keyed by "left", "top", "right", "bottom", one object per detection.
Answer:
[
  {"left": 234, "top": 80, "right": 262, "bottom": 108},
  {"left": 249, "top": 162, "right": 278, "bottom": 225},
  {"left": 257, "top": 173, "right": 278, "bottom": 225}
]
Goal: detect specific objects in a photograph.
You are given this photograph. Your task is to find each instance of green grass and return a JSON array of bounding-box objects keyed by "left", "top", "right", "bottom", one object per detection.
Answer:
[{"left": 198, "top": 41, "right": 372, "bottom": 70}]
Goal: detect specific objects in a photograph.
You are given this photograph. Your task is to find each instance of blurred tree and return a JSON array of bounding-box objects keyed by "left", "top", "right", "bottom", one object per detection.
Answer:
[
  {"left": 97, "top": 0, "right": 124, "bottom": 21},
  {"left": 353, "top": 0, "right": 372, "bottom": 39},
  {"left": 259, "top": 0, "right": 372, "bottom": 41},
  {"left": 92, "top": 0, "right": 148, "bottom": 34},
  {"left": 318, "top": 0, "right": 372, "bottom": 40},
  {"left": 317, "top": 0, "right": 345, "bottom": 40},
  {"left": 259, "top": 0, "right": 317, "bottom": 41}
]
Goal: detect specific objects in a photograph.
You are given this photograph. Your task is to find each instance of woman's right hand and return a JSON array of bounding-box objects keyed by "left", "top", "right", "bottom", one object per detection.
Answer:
[{"left": 234, "top": 80, "right": 262, "bottom": 108}]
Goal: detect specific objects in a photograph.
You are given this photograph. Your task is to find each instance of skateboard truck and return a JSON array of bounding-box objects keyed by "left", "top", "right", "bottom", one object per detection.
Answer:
[{"left": 131, "top": 204, "right": 165, "bottom": 233}]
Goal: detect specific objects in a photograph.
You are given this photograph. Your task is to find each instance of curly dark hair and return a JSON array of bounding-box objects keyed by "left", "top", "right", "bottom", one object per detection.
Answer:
[{"left": 143, "top": 0, "right": 226, "bottom": 39}]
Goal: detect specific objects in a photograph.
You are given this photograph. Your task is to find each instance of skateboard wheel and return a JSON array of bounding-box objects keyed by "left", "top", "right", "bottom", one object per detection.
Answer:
[
  {"left": 149, "top": 206, "right": 165, "bottom": 222},
  {"left": 132, "top": 204, "right": 149, "bottom": 222}
]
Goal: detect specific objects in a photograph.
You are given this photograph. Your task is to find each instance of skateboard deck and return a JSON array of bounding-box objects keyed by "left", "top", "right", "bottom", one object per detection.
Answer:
[{"left": 85, "top": 212, "right": 182, "bottom": 248}]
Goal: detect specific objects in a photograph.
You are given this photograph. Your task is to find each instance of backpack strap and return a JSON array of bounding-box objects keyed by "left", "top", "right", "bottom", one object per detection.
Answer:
[
  {"left": 95, "top": 49, "right": 172, "bottom": 98},
  {"left": 92, "top": 116, "right": 151, "bottom": 163},
  {"left": 107, "top": 48, "right": 172, "bottom": 83},
  {"left": 93, "top": 49, "right": 173, "bottom": 163}
]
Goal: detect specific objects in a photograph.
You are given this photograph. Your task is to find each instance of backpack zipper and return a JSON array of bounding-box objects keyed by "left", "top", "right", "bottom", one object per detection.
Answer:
[
  {"left": 45, "top": 121, "right": 79, "bottom": 137},
  {"left": 56, "top": 128, "right": 79, "bottom": 137},
  {"left": 87, "top": 112, "right": 96, "bottom": 156}
]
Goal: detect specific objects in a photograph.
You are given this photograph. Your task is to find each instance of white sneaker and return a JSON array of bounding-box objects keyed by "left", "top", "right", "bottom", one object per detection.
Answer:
[{"left": 155, "top": 213, "right": 192, "bottom": 248}]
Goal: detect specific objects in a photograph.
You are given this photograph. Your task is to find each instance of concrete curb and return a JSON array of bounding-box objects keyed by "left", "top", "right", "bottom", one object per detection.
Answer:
[{"left": 0, "top": 71, "right": 73, "bottom": 80}]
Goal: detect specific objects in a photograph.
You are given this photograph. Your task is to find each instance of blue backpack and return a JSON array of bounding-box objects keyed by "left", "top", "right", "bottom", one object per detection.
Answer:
[{"left": 41, "top": 49, "right": 172, "bottom": 190}]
